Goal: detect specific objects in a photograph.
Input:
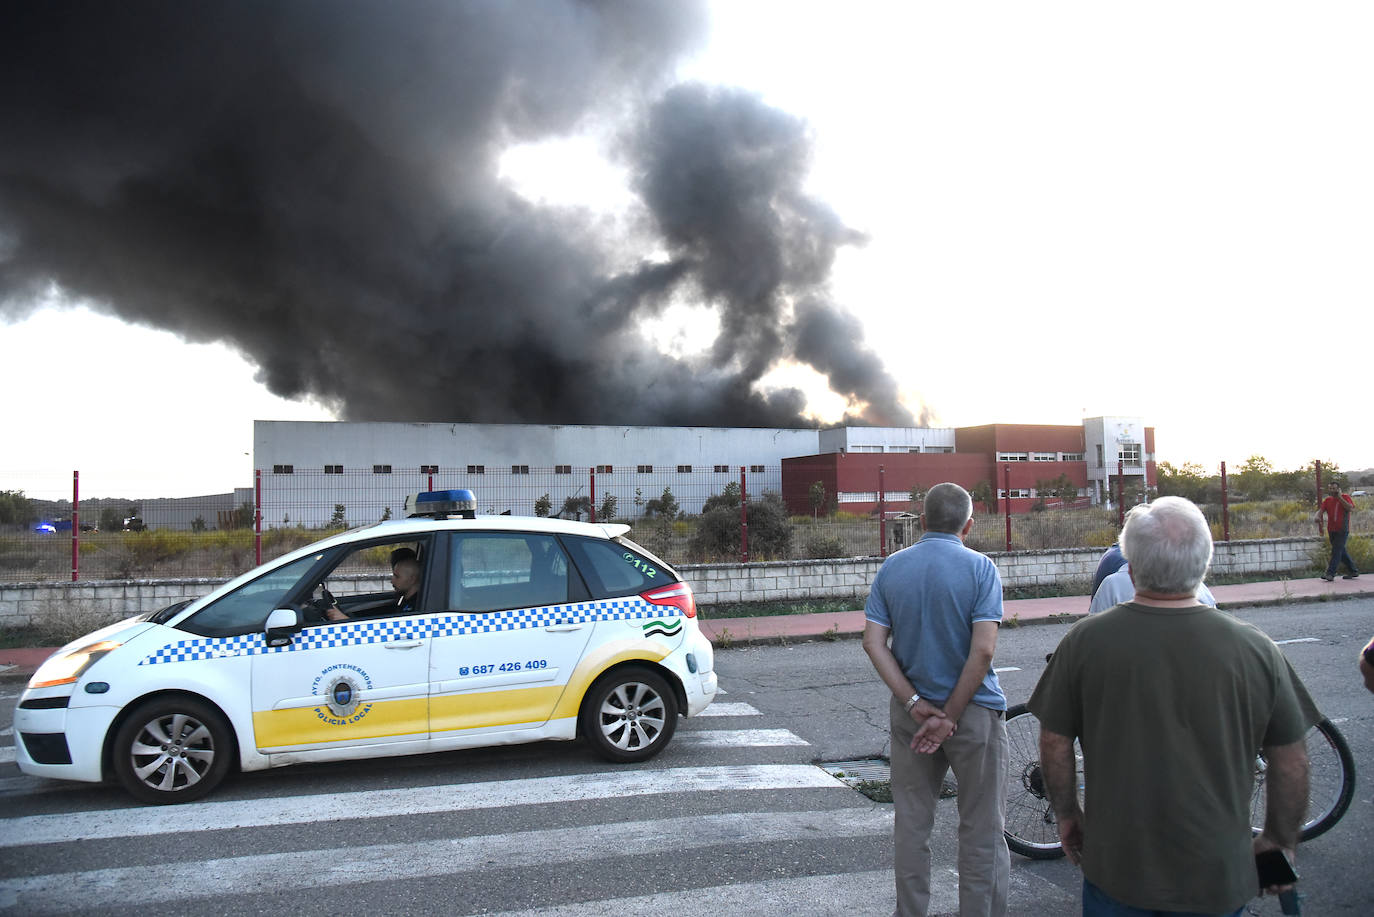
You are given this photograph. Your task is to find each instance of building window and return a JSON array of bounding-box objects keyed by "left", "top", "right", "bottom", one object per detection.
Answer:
[
  {"left": 596, "top": 464, "right": 613, "bottom": 474},
  {"left": 998, "top": 488, "right": 1033, "bottom": 499},
  {"left": 324, "top": 465, "right": 343, "bottom": 474},
  {"left": 272, "top": 464, "right": 293, "bottom": 474},
  {"left": 467, "top": 465, "right": 485, "bottom": 474},
  {"left": 1096, "top": 444, "right": 1104, "bottom": 468},
  {"left": 637, "top": 465, "right": 653, "bottom": 473},
  {"left": 511, "top": 465, "right": 529, "bottom": 474},
  {"left": 420, "top": 464, "right": 439, "bottom": 474},
  {"left": 373, "top": 465, "right": 392, "bottom": 474},
  {"left": 1061, "top": 453, "right": 1084, "bottom": 462},
  {"left": 749, "top": 464, "right": 764, "bottom": 473},
  {"left": 996, "top": 452, "right": 1029, "bottom": 462},
  {"left": 851, "top": 445, "right": 883, "bottom": 453},
  {"left": 1120, "top": 442, "right": 1142, "bottom": 467},
  {"left": 929, "top": 446, "right": 953, "bottom": 454},
  {"left": 713, "top": 465, "right": 730, "bottom": 473},
  {"left": 676, "top": 465, "right": 692, "bottom": 473},
  {"left": 554, "top": 465, "right": 572, "bottom": 475},
  {"left": 1031, "top": 452, "right": 1057, "bottom": 462}
]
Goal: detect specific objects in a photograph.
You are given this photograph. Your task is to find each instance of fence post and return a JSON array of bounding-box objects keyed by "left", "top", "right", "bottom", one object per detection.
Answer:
[
  {"left": 589, "top": 467, "right": 596, "bottom": 524},
  {"left": 879, "top": 465, "right": 887, "bottom": 557},
  {"left": 1003, "top": 463, "right": 1012, "bottom": 552},
  {"left": 254, "top": 469, "right": 263, "bottom": 566},
  {"left": 739, "top": 466, "right": 748, "bottom": 563},
  {"left": 427, "top": 473, "right": 433, "bottom": 493},
  {"left": 1220, "top": 461, "right": 1230, "bottom": 542},
  {"left": 1314, "top": 459, "right": 1323, "bottom": 504},
  {"left": 1117, "top": 459, "right": 1125, "bottom": 528},
  {"left": 71, "top": 469, "right": 80, "bottom": 582}
]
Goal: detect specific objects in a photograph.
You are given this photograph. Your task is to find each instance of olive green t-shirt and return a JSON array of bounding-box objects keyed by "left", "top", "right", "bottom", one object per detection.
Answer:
[{"left": 1028, "top": 602, "right": 1318, "bottom": 913}]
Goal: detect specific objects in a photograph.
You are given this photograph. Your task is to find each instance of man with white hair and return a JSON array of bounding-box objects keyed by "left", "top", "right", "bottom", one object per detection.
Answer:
[
  {"left": 864, "top": 482, "right": 1008, "bottom": 916},
  {"left": 1029, "top": 497, "right": 1317, "bottom": 916}
]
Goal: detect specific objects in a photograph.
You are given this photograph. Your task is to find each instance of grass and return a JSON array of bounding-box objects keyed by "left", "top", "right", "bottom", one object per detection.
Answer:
[{"left": 700, "top": 598, "right": 859, "bottom": 619}]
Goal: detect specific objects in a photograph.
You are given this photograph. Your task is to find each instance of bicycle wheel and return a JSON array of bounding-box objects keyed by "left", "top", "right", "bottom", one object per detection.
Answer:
[
  {"left": 1250, "top": 718, "right": 1357, "bottom": 841},
  {"left": 1003, "top": 703, "right": 1080, "bottom": 859}
]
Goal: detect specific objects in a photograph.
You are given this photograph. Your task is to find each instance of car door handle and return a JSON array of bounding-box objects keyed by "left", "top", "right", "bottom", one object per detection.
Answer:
[
  {"left": 384, "top": 640, "right": 425, "bottom": 649},
  {"left": 544, "top": 624, "right": 582, "bottom": 632}
]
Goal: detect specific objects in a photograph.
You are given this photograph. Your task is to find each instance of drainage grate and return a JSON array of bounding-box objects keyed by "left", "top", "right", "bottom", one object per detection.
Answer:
[{"left": 819, "top": 758, "right": 891, "bottom": 787}]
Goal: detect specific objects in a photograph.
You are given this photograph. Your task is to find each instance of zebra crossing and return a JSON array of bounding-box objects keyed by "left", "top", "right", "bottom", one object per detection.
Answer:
[{"left": 0, "top": 682, "right": 906, "bottom": 915}]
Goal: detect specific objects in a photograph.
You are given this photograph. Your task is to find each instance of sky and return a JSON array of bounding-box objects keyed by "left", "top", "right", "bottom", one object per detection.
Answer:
[{"left": 3, "top": 1, "right": 1371, "bottom": 500}]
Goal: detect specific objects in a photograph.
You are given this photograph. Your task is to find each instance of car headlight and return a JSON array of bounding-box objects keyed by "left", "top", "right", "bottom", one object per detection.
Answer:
[{"left": 28, "top": 640, "right": 123, "bottom": 689}]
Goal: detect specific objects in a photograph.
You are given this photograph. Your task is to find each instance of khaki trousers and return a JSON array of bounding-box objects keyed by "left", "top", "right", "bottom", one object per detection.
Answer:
[{"left": 889, "top": 697, "right": 1009, "bottom": 917}]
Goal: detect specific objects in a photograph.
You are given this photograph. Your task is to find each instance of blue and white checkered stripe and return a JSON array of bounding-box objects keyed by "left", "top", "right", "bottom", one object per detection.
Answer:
[{"left": 139, "top": 598, "right": 681, "bottom": 666}]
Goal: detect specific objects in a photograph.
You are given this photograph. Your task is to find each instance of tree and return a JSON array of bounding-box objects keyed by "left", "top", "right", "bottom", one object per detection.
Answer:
[
  {"left": 534, "top": 493, "right": 552, "bottom": 517},
  {"left": 688, "top": 490, "right": 792, "bottom": 561},
  {"left": 560, "top": 495, "right": 591, "bottom": 520},
  {"left": 969, "top": 480, "right": 995, "bottom": 514},
  {"left": 808, "top": 481, "right": 827, "bottom": 519},
  {"left": 0, "top": 490, "right": 34, "bottom": 526},
  {"left": 598, "top": 493, "right": 618, "bottom": 522},
  {"left": 191, "top": 516, "right": 207, "bottom": 532},
  {"left": 702, "top": 481, "right": 742, "bottom": 514},
  {"left": 907, "top": 484, "right": 926, "bottom": 509},
  {"left": 645, "top": 486, "right": 680, "bottom": 519},
  {"left": 1034, "top": 474, "right": 1079, "bottom": 508},
  {"left": 379, "top": 507, "right": 392, "bottom": 522},
  {"left": 100, "top": 506, "right": 124, "bottom": 533},
  {"left": 1235, "top": 455, "right": 1274, "bottom": 500},
  {"left": 329, "top": 504, "right": 347, "bottom": 528}
]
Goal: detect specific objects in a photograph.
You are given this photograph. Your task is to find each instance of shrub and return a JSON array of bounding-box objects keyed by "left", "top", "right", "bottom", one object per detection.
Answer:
[{"left": 804, "top": 534, "right": 846, "bottom": 559}]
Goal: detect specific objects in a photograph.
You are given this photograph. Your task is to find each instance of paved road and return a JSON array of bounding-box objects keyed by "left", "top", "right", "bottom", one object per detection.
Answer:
[{"left": 1, "top": 598, "right": 1370, "bottom": 915}]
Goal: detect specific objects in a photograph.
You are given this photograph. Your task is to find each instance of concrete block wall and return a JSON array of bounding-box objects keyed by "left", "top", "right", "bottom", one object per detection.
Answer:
[{"left": 0, "top": 537, "right": 1325, "bottom": 628}]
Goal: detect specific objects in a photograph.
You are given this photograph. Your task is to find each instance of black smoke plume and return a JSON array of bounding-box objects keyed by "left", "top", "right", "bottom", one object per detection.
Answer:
[{"left": 0, "top": 0, "right": 915, "bottom": 428}]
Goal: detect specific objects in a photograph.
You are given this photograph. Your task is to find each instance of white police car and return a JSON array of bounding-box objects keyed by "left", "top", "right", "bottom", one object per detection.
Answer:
[{"left": 14, "top": 490, "right": 717, "bottom": 803}]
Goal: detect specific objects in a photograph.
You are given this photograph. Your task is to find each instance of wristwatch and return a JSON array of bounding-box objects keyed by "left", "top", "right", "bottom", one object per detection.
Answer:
[{"left": 904, "top": 693, "right": 921, "bottom": 713}]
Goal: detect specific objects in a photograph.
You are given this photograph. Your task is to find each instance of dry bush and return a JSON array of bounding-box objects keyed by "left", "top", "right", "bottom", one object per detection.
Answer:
[{"left": 26, "top": 596, "right": 127, "bottom": 646}]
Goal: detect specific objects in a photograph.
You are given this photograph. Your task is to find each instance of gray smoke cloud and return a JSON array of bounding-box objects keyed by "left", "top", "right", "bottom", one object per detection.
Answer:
[{"left": 0, "top": 0, "right": 917, "bottom": 429}]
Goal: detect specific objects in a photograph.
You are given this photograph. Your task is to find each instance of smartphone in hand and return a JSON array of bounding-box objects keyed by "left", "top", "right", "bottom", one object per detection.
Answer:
[{"left": 1255, "top": 848, "right": 1298, "bottom": 890}]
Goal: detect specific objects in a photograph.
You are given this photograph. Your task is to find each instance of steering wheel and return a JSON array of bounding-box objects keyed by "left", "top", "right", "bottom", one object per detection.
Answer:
[{"left": 300, "top": 584, "right": 339, "bottom": 624}]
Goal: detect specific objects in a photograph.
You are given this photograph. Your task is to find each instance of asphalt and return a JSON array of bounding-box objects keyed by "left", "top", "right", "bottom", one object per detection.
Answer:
[{"left": 1, "top": 575, "right": 1369, "bottom": 685}]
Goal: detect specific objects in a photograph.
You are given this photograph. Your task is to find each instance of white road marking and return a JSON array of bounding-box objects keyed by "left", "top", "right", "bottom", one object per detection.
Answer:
[
  {"left": 1275, "top": 638, "right": 1319, "bottom": 645},
  {"left": 694, "top": 702, "right": 761, "bottom": 717},
  {"left": 676, "top": 729, "right": 810, "bottom": 747},
  {"left": 0, "top": 727, "right": 13, "bottom": 737},
  {"left": 0, "top": 747, "right": 13, "bottom": 765},
  {"left": 993, "top": 666, "right": 1021, "bottom": 673},
  {"left": 0, "top": 764, "right": 842, "bottom": 849},
  {"left": 0, "top": 808, "right": 894, "bottom": 915}
]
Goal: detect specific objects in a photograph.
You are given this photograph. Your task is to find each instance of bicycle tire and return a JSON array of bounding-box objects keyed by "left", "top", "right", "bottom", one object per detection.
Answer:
[
  {"left": 1250, "top": 718, "right": 1357, "bottom": 841},
  {"left": 1002, "top": 703, "right": 1078, "bottom": 860}
]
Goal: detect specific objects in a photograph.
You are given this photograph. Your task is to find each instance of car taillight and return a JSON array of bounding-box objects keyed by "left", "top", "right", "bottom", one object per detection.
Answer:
[{"left": 641, "top": 582, "right": 696, "bottom": 619}]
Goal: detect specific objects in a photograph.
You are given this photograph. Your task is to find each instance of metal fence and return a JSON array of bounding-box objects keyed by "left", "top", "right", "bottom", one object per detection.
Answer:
[{"left": 2, "top": 464, "right": 1368, "bottom": 583}]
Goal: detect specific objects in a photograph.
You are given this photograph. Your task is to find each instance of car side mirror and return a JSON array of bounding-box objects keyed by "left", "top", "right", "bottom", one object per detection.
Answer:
[{"left": 265, "top": 607, "right": 302, "bottom": 647}]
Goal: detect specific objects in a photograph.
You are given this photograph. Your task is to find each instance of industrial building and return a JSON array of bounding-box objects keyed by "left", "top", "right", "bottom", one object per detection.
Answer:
[{"left": 245, "top": 418, "right": 1155, "bottom": 529}]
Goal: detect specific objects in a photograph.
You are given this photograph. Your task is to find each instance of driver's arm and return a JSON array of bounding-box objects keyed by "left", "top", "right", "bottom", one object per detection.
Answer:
[{"left": 325, "top": 606, "right": 348, "bottom": 622}]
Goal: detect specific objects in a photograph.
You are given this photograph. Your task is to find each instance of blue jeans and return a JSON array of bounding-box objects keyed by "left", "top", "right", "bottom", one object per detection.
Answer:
[
  {"left": 1082, "top": 879, "right": 1243, "bottom": 917},
  {"left": 1326, "top": 530, "right": 1359, "bottom": 577}
]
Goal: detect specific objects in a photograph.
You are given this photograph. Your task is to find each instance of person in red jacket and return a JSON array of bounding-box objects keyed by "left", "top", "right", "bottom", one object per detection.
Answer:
[{"left": 1314, "top": 483, "right": 1359, "bottom": 581}]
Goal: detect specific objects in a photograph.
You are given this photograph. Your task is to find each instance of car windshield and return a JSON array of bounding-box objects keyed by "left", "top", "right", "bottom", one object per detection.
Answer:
[{"left": 180, "top": 552, "right": 328, "bottom": 637}]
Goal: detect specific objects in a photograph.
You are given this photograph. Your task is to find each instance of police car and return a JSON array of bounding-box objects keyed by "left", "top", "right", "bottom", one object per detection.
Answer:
[{"left": 14, "top": 491, "right": 718, "bottom": 804}]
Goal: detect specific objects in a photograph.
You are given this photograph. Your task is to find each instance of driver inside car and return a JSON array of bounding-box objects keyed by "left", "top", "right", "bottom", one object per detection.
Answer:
[{"left": 325, "top": 557, "right": 422, "bottom": 621}]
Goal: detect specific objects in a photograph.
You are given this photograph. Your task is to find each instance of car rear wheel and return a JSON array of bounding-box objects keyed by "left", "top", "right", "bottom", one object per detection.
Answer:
[
  {"left": 111, "top": 697, "right": 234, "bottom": 804},
  {"left": 580, "top": 667, "right": 679, "bottom": 763}
]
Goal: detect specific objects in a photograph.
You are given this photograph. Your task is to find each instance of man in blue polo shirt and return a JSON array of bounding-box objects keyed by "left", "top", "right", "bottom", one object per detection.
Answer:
[{"left": 864, "top": 482, "right": 1008, "bottom": 917}]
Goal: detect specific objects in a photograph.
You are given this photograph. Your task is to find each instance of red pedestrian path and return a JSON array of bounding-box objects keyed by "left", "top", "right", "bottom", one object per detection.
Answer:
[{"left": 1, "top": 575, "right": 1368, "bottom": 682}]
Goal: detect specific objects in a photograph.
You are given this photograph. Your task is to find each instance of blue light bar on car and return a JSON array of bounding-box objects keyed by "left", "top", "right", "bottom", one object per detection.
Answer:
[{"left": 404, "top": 489, "right": 478, "bottom": 519}]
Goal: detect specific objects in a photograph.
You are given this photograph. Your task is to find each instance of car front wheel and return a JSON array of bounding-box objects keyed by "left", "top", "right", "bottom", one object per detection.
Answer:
[
  {"left": 111, "top": 697, "right": 235, "bottom": 804},
  {"left": 580, "top": 667, "right": 679, "bottom": 763}
]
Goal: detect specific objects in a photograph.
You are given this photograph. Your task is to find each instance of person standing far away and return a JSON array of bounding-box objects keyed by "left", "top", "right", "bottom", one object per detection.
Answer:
[
  {"left": 863, "top": 482, "right": 1009, "bottom": 917},
  {"left": 1314, "top": 482, "right": 1359, "bottom": 581},
  {"left": 1029, "top": 496, "right": 1318, "bottom": 916}
]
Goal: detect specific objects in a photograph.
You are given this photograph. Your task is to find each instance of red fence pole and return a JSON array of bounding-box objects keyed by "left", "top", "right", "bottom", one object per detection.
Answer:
[
  {"left": 254, "top": 469, "right": 263, "bottom": 566},
  {"left": 1220, "top": 461, "right": 1230, "bottom": 542},
  {"left": 589, "top": 467, "right": 596, "bottom": 524},
  {"left": 1314, "top": 459, "right": 1323, "bottom": 504},
  {"left": 879, "top": 465, "right": 887, "bottom": 557},
  {"left": 1116, "top": 459, "right": 1125, "bottom": 528},
  {"left": 427, "top": 473, "right": 434, "bottom": 493},
  {"left": 739, "top": 466, "right": 749, "bottom": 563},
  {"left": 1003, "top": 464, "right": 1013, "bottom": 552},
  {"left": 71, "top": 470, "right": 80, "bottom": 582}
]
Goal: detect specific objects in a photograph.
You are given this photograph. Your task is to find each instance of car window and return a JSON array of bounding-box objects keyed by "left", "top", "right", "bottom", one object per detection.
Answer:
[
  {"left": 447, "top": 532, "right": 577, "bottom": 612},
  {"left": 564, "top": 536, "right": 670, "bottom": 598},
  {"left": 181, "top": 553, "right": 328, "bottom": 637}
]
